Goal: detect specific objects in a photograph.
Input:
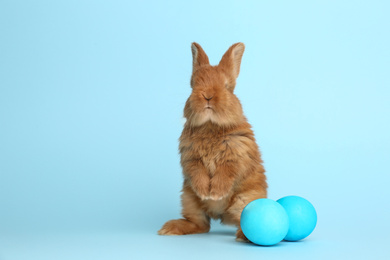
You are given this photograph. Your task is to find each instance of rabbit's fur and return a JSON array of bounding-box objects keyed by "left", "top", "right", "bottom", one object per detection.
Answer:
[{"left": 158, "top": 43, "right": 267, "bottom": 241}]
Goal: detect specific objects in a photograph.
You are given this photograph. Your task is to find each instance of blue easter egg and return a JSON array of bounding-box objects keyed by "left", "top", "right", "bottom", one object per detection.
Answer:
[
  {"left": 241, "top": 199, "right": 289, "bottom": 246},
  {"left": 277, "top": 196, "right": 317, "bottom": 241}
]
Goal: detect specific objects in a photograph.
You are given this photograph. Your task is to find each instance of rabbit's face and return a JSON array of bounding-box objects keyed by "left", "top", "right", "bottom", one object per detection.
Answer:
[
  {"left": 185, "top": 66, "right": 243, "bottom": 127},
  {"left": 184, "top": 42, "right": 246, "bottom": 127}
]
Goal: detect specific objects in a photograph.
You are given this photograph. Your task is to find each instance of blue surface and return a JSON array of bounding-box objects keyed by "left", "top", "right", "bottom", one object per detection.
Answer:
[
  {"left": 277, "top": 196, "right": 317, "bottom": 241},
  {"left": 1, "top": 0, "right": 390, "bottom": 259},
  {"left": 241, "top": 199, "right": 289, "bottom": 246}
]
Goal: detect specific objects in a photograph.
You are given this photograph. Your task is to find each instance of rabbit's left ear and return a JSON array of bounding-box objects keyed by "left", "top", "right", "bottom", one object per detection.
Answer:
[{"left": 218, "top": 43, "right": 245, "bottom": 79}]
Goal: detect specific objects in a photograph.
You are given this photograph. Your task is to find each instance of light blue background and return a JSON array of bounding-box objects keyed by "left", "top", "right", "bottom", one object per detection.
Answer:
[{"left": 1, "top": 0, "right": 389, "bottom": 259}]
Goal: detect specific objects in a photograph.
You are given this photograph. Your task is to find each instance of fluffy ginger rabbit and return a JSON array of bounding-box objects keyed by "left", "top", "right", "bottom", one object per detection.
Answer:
[{"left": 158, "top": 42, "right": 267, "bottom": 241}]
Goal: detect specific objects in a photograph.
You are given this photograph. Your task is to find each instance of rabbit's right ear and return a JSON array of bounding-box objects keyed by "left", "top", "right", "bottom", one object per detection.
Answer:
[{"left": 191, "top": 42, "right": 210, "bottom": 73}]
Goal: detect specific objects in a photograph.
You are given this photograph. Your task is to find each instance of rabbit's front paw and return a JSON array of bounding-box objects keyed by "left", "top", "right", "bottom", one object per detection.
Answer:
[
  {"left": 209, "top": 189, "right": 229, "bottom": 201},
  {"left": 192, "top": 181, "right": 210, "bottom": 200},
  {"left": 195, "top": 189, "right": 210, "bottom": 200}
]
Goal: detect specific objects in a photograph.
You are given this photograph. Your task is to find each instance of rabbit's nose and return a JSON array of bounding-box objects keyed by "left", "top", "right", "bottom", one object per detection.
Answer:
[{"left": 202, "top": 93, "right": 214, "bottom": 101}]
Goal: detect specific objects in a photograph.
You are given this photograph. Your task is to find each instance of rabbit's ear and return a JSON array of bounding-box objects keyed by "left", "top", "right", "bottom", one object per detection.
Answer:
[
  {"left": 191, "top": 42, "right": 210, "bottom": 73},
  {"left": 219, "top": 43, "right": 245, "bottom": 79}
]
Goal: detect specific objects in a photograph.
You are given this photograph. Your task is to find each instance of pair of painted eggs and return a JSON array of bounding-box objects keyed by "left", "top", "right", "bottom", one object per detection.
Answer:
[{"left": 241, "top": 196, "right": 317, "bottom": 246}]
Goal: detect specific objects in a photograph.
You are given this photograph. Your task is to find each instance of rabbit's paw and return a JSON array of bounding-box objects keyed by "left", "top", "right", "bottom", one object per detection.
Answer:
[
  {"left": 209, "top": 188, "right": 229, "bottom": 201},
  {"left": 235, "top": 229, "right": 250, "bottom": 243},
  {"left": 158, "top": 219, "right": 209, "bottom": 236}
]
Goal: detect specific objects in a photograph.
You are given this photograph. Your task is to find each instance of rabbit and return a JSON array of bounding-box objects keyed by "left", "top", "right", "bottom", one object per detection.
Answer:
[{"left": 158, "top": 42, "right": 267, "bottom": 242}]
